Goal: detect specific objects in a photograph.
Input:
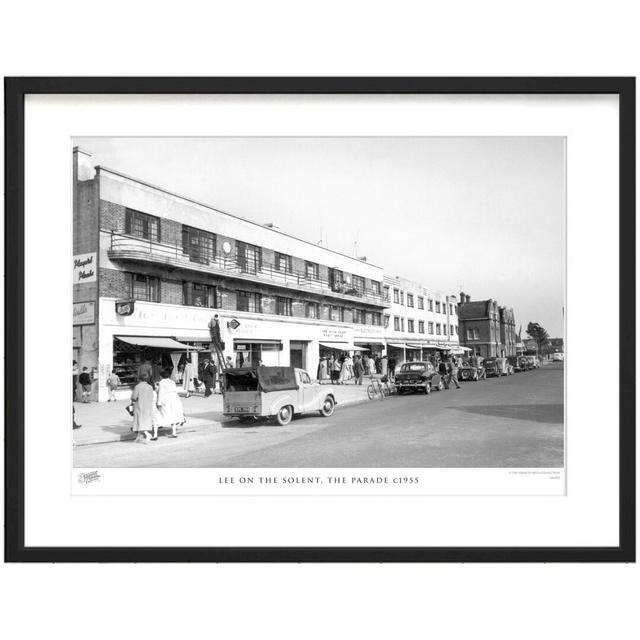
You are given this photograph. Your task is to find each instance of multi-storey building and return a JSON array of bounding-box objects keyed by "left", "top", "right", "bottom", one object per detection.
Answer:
[
  {"left": 457, "top": 293, "right": 517, "bottom": 358},
  {"left": 73, "top": 148, "right": 387, "bottom": 401},
  {"left": 382, "top": 275, "right": 459, "bottom": 365}
]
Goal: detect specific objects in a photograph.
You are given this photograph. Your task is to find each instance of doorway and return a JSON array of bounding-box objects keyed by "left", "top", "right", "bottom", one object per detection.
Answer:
[{"left": 289, "top": 341, "right": 307, "bottom": 369}]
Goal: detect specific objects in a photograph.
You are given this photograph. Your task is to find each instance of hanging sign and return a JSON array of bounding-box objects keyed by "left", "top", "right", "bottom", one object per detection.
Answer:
[
  {"left": 115, "top": 299, "right": 135, "bottom": 316},
  {"left": 73, "top": 252, "right": 97, "bottom": 283}
]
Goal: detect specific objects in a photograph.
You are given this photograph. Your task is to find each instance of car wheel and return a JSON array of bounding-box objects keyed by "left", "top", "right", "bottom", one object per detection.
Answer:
[
  {"left": 320, "top": 396, "right": 335, "bottom": 417},
  {"left": 437, "top": 380, "right": 444, "bottom": 391},
  {"left": 424, "top": 383, "right": 431, "bottom": 395},
  {"left": 276, "top": 405, "right": 293, "bottom": 426}
]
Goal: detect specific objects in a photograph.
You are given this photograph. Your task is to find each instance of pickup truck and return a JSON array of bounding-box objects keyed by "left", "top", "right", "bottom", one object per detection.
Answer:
[{"left": 222, "top": 366, "right": 337, "bottom": 426}]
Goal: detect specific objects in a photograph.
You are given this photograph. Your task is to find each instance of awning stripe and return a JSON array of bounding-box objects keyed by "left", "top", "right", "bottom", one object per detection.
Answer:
[{"left": 116, "top": 336, "right": 191, "bottom": 349}]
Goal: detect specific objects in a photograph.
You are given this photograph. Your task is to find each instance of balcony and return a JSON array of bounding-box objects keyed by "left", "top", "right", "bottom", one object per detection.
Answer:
[{"left": 107, "top": 232, "right": 387, "bottom": 308}]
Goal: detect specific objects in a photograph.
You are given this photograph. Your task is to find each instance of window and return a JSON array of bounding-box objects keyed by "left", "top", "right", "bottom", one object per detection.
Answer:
[
  {"left": 128, "top": 273, "right": 160, "bottom": 302},
  {"left": 450, "top": 324, "right": 454, "bottom": 335},
  {"left": 384, "top": 286, "right": 390, "bottom": 301},
  {"left": 306, "top": 301, "right": 319, "bottom": 319},
  {"left": 443, "top": 324, "right": 448, "bottom": 335},
  {"left": 306, "top": 261, "right": 319, "bottom": 279},
  {"left": 276, "top": 296, "right": 292, "bottom": 316},
  {"left": 450, "top": 304, "right": 454, "bottom": 315},
  {"left": 371, "top": 281, "right": 381, "bottom": 295},
  {"left": 125, "top": 208, "right": 160, "bottom": 242},
  {"left": 236, "top": 241, "right": 262, "bottom": 274},
  {"left": 183, "top": 282, "right": 216, "bottom": 308},
  {"left": 299, "top": 371, "right": 312, "bottom": 385},
  {"left": 418, "top": 320, "right": 425, "bottom": 334},
  {"left": 435, "top": 301, "right": 441, "bottom": 313},
  {"left": 275, "top": 252, "right": 292, "bottom": 273},
  {"left": 407, "top": 294, "right": 414, "bottom": 307},
  {"left": 408, "top": 319, "right": 415, "bottom": 333},
  {"left": 330, "top": 305, "right": 344, "bottom": 322},
  {"left": 436, "top": 323, "right": 441, "bottom": 335},
  {"left": 428, "top": 299, "right": 434, "bottom": 312},
  {"left": 352, "top": 275, "right": 365, "bottom": 294},
  {"left": 237, "top": 290, "right": 262, "bottom": 313},
  {"left": 329, "top": 268, "right": 344, "bottom": 291},
  {"left": 394, "top": 316, "right": 400, "bottom": 331},
  {"left": 384, "top": 314, "right": 390, "bottom": 328},
  {"left": 418, "top": 296, "right": 424, "bottom": 310},
  {"left": 393, "top": 288, "right": 400, "bottom": 303},
  {"left": 181, "top": 225, "right": 215, "bottom": 265},
  {"left": 466, "top": 328, "right": 479, "bottom": 340},
  {"left": 428, "top": 322, "right": 434, "bottom": 334},
  {"left": 401, "top": 318, "right": 405, "bottom": 331},
  {"left": 353, "top": 308, "right": 365, "bottom": 324},
  {"left": 371, "top": 312, "right": 382, "bottom": 326},
  {"left": 400, "top": 291, "right": 404, "bottom": 305}
]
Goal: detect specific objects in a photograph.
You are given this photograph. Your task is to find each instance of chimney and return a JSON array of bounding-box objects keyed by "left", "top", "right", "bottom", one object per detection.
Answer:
[
  {"left": 460, "top": 291, "right": 466, "bottom": 304},
  {"left": 73, "top": 147, "right": 95, "bottom": 181}
]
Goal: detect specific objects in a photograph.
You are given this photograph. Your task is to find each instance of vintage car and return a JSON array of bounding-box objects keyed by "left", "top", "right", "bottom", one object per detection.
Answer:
[
  {"left": 552, "top": 352, "right": 565, "bottom": 362},
  {"left": 484, "top": 357, "right": 514, "bottom": 377},
  {"left": 457, "top": 359, "right": 486, "bottom": 381},
  {"left": 523, "top": 355, "right": 540, "bottom": 369},
  {"left": 507, "top": 356, "right": 523, "bottom": 372},
  {"left": 395, "top": 361, "right": 443, "bottom": 394},
  {"left": 222, "top": 366, "right": 336, "bottom": 426}
]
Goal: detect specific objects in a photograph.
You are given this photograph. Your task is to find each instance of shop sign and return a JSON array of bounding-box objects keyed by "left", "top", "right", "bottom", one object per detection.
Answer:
[
  {"left": 115, "top": 299, "right": 135, "bottom": 316},
  {"left": 73, "top": 301, "right": 95, "bottom": 325},
  {"left": 321, "top": 327, "right": 349, "bottom": 340},
  {"left": 227, "top": 318, "right": 241, "bottom": 330},
  {"left": 73, "top": 252, "right": 97, "bottom": 284}
]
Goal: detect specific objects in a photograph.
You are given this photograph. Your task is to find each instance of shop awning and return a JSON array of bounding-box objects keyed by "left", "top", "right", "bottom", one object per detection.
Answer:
[
  {"left": 354, "top": 339, "right": 385, "bottom": 345},
  {"left": 406, "top": 343, "right": 424, "bottom": 349},
  {"left": 386, "top": 343, "right": 407, "bottom": 348},
  {"left": 319, "top": 342, "right": 367, "bottom": 351},
  {"left": 234, "top": 339, "right": 282, "bottom": 345},
  {"left": 116, "top": 336, "right": 191, "bottom": 350}
]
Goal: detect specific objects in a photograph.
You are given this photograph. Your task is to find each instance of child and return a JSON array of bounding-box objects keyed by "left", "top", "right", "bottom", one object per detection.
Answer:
[
  {"left": 78, "top": 367, "right": 92, "bottom": 403},
  {"left": 106, "top": 369, "right": 120, "bottom": 402},
  {"left": 155, "top": 368, "right": 185, "bottom": 439}
]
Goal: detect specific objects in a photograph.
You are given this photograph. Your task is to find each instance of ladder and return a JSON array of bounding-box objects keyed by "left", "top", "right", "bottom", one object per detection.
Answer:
[{"left": 210, "top": 337, "right": 229, "bottom": 373}]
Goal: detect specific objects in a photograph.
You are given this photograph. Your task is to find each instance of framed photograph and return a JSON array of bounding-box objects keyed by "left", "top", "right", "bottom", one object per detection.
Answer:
[{"left": 5, "top": 77, "right": 635, "bottom": 562}]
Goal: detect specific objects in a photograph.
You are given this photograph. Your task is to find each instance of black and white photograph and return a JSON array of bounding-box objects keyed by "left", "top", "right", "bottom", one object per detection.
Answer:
[{"left": 72, "top": 136, "right": 565, "bottom": 475}]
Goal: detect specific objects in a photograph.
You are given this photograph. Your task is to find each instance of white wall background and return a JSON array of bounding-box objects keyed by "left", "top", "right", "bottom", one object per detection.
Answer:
[{"left": 1, "top": 2, "right": 638, "bottom": 640}]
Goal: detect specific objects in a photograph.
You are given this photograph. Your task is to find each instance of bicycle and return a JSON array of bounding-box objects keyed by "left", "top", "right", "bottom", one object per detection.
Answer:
[{"left": 367, "top": 375, "right": 392, "bottom": 400}]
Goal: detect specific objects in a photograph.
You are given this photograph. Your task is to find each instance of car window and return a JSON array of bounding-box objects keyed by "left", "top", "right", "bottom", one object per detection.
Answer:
[
  {"left": 401, "top": 363, "right": 426, "bottom": 371},
  {"left": 299, "top": 372, "right": 311, "bottom": 384}
]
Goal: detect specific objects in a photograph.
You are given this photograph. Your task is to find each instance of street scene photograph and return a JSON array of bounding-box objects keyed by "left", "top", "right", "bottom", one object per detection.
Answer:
[{"left": 72, "top": 136, "right": 565, "bottom": 469}]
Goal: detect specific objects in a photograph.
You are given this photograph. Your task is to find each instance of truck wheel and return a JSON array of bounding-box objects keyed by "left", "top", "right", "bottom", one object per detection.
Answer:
[
  {"left": 276, "top": 405, "right": 293, "bottom": 426},
  {"left": 320, "top": 396, "right": 335, "bottom": 417}
]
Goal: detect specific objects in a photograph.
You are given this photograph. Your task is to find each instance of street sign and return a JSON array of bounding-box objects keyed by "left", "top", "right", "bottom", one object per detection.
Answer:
[{"left": 227, "top": 318, "right": 241, "bottom": 330}]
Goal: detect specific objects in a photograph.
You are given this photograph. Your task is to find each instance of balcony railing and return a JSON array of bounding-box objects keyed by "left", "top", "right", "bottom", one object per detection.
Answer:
[{"left": 107, "top": 232, "right": 387, "bottom": 307}]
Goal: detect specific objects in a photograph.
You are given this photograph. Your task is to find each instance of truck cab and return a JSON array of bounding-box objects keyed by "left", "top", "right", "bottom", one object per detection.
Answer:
[{"left": 222, "top": 366, "right": 337, "bottom": 425}]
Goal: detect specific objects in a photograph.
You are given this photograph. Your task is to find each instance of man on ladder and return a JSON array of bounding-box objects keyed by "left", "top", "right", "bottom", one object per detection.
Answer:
[{"left": 208, "top": 314, "right": 229, "bottom": 393}]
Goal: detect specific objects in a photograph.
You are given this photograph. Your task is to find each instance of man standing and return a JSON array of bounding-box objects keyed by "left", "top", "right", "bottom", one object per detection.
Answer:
[
  {"left": 448, "top": 356, "right": 461, "bottom": 389},
  {"left": 438, "top": 358, "right": 450, "bottom": 389},
  {"left": 201, "top": 358, "right": 216, "bottom": 397},
  {"left": 353, "top": 355, "right": 365, "bottom": 385},
  {"left": 78, "top": 367, "right": 93, "bottom": 402},
  {"left": 208, "top": 314, "right": 222, "bottom": 348},
  {"left": 388, "top": 355, "right": 396, "bottom": 382}
]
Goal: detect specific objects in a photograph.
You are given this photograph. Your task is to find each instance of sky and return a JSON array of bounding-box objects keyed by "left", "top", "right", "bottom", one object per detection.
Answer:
[{"left": 76, "top": 137, "right": 566, "bottom": 337}]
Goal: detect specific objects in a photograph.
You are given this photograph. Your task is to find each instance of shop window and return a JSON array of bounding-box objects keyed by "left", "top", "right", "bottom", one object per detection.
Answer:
[
  {"left": 418, "top": 321, "right": 425, "bottom": 334},
  {"left": 236, "top": 241, "right": 262, "bottom": 274},
  {"left": 306, "top": 261, "right": 319, "bottom": 280},
  {"left": 182, "top": 225, "right": 215, "bottom": 265},
  {"left": 330, "top": 305, "right": 344, "bottom": 322},
  {"left": 353, "top": 308, "right": 365, "bottom": 324},
  {"left": 407, "top": 294, "right": 414, "bottom": 307},
  {"left": 237, "top": 290, "right": 262, "bottom": 313},
  {"left": 125, "top": 208, "right": 160, "bottom": 242},
  {"left": 306, "top": 302, "right": 319, "bottom": 319},
  {"left": 436, "top": 323, "right": 441, "bottom": 335},
  {"left": 418, "top": 296, "right": 424, "bottom": 309},
  {"left": 408, "top": 319, "right": 415, "bottom": 333},
  {"left": 428, "top": 322, "right": 434, "bottom": 334},
  {"left": 128, "top": 273, "right": 160, "bottom": 302},
  {"left": 276, "top": 296, "right": 293, "bottom": 316},
  {"left": 275, "top": 252, "right": 292, "bottom": 273},
  {"left": 394, "top": 316, "right": 400, "bottom": 331},
  {"left": 183, "top": 282, "right": 216, "bottom": 308}
]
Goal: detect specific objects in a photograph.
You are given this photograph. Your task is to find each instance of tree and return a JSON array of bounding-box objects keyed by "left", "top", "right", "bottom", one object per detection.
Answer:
[{"left": 526, "top": 322, "right": 550, "bottom": 356}]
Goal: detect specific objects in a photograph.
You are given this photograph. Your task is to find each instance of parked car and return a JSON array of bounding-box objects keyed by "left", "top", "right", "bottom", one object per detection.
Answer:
[
  {"left": 484, "top": 357, "right": 514, "bottom": 377},
  {"left": 458, "top": 359, "right": 486, "bottom": 381},
  {"left": 552, "top": 352, "right": 565, "bottom": 362},
  {"left": 395, "top": 361, "right": 443, "bottom": 394},
  {"left": 524, "top": 355, "right": 540, "bottom": 369},
  {"left": 222, "top": 366, "right": 337, "bottom": 426}
]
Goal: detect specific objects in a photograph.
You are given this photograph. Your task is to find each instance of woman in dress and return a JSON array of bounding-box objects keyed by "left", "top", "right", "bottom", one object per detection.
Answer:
[
  {"left": 155, "top": 368, "right": 185, "bottom": 439},
  {"left": 317, "top": 356, "right": 328, "bottom": 383},
  {"left": 130, "top": 371, "right": 156, "bottom": 443}
]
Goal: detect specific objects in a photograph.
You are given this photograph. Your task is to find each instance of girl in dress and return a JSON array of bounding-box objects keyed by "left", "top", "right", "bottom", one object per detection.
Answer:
[{"left": 154, "top": 368, "right": 185, "bottom": 439}]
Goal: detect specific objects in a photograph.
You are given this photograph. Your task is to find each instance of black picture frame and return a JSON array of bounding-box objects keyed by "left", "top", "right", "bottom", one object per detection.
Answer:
[{"left": 4, "top": 77, "right": 635, "bottom": 563}]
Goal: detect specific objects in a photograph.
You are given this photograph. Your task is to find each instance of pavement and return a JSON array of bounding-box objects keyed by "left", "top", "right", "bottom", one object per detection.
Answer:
[
  {"left": 74, "top": 363, "right": 564, "bottom": 468},
  {"left": 73, "top": 380, "right": 374, "bottom": 446}
]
